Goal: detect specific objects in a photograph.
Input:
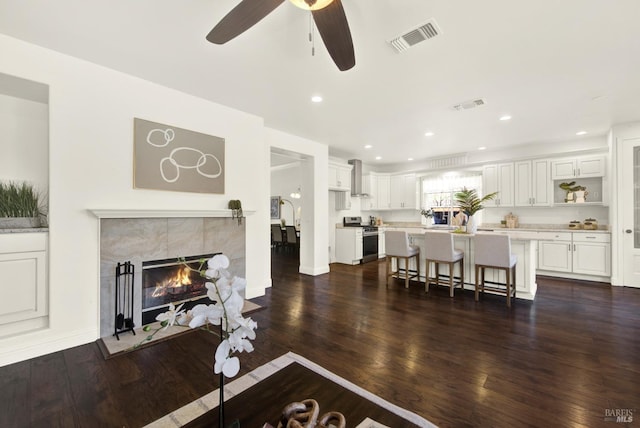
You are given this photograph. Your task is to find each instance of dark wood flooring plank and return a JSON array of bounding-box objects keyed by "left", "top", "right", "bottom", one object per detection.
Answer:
[{"left": 0, "top": 251, "right": 639, "bottom": 427}]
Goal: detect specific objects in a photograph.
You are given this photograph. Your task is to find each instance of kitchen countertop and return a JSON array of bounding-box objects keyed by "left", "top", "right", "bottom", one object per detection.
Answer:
[{"left": 378, "top": 222, "right": 609, "bottom": 234}]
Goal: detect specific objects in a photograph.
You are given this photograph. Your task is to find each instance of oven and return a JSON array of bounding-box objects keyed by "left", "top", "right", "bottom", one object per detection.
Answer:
[
  {"left": 362, "top": 226, "right": 379, "bottom": 263},
  {"left": 343, "top": 216, "right": 379, "bottom": 263}
]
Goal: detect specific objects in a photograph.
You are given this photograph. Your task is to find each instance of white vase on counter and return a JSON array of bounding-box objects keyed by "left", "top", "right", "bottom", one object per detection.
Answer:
[{"left": 466, "top": 215, "right": 478, "bottom": 234}]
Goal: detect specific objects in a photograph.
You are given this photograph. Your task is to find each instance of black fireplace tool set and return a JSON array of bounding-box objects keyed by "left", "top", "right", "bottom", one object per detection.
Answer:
[{"left": 114, "top": 261, "right": 136, "bottom": 340}]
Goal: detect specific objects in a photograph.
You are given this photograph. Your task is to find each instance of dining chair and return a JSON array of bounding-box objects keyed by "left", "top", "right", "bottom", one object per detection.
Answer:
[
  {"left": 285, "top": 225, "right": 299, "bottom": 253},
  {"left": 271, "top": 224, "right": 285, "bottom": 251}
]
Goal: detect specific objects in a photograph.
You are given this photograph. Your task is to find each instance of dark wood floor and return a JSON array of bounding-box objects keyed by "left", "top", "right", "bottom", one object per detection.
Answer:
[{"left": 1, "top": 251, "right": 639, "bottom": 427}]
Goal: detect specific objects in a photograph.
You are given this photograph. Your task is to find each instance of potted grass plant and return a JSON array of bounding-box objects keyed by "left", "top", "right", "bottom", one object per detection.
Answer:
[
  {"left": 0, "top": 181, "right": 46, "bottom": 229},
  {"left": 453, "top": 187, "right": 498, "bottom": 234}
]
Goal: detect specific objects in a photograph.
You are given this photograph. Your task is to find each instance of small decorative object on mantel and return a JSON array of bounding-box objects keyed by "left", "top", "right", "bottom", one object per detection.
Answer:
[
  {"left": 0, "top": 181, "right": 46, "bottom": 229},
  {"left": 583, "top": 218, "right": 598, "bottom": 230},
  {"left": 134, "top": 254, "right": 257, "bottom": 428},
  {"left": 569, "top": 220, "right": 582, "bottom": 230},
  {"left": 228, "top": 199, "right": 243, "bottom": 225}
]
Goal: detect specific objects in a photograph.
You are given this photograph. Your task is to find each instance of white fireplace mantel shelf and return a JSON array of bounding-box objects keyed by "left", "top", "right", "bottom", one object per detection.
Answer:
[{"left": 89, "top": 209, "right": 255, "bottom": 219}]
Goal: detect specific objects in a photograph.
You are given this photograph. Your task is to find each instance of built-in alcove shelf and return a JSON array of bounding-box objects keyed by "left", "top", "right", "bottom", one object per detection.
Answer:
[{"left": 90, "top": 209, "right": 255, "bottom": 219}]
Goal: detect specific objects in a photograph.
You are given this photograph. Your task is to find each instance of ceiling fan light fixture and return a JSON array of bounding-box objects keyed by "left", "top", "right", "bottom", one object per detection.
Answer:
[{"left": 288, "top": 0, "right": 334, "bottom": 11}]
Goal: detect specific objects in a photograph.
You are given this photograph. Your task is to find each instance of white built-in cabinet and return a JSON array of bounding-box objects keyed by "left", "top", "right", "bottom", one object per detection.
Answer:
[
  {"left": 362, "top": 173, "right": 416, "bottom": 210},
  {"left": 538, "top": 232, "right": 611, "bottom": 277},
  {"left": 334, "top": 191, "right": 351, "bottom": 210},
  {"left": 0, "top": 232, "right": 48, "bottom": 337},
  {"left": 362, "top": 173, "right": 391, "bottom": 210},
  {"left": 361, "top": 174, "right": 377, "bottom": 210},
  {"left": 482, "top": 163, "right": 514, "bottom": 207},
  {"left": 328, "top": 161, "right": 352, "bottom": 192},
  {"left": 378, "top": 229, "right": 386, "bottom": 258},
  {"left": 551, "top": 156, "right": 605, "bottom": 179},
  {"left": 390, "top": 173, "right": 417, "bottom": 209},
  {"left": 377, "top": 175, "right": 391, "bottom": 209},
  {"left": 514, "top": 159, "right": 551, "bottom": 206}
]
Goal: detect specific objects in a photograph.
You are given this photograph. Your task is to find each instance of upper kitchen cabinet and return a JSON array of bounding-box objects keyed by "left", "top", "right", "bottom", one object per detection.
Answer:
[
  {"left": 514, "top": 159, "right": 551, "bottom": 207},
  {"left": 328, "top": 161, "right": 352, "bottom": 192},
  {"left": 361, "top": 174, "right": 377, "bottom": 210},
  {"left": 361, "top": 173, "right": 391, "bottom": 210},
  {"left": 482, "top": 163, "right": 514, "bottom": 207},
  {"left": 390, "top": 173, "right": 417, "bottom": 209},
  {"left": 551, "top": 155, "right": 605, "bottom": 179}
]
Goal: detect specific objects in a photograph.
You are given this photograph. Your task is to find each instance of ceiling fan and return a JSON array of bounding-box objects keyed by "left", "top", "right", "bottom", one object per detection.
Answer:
[{"left": 206, "top": 0, "right": 355, "bottom": 71}]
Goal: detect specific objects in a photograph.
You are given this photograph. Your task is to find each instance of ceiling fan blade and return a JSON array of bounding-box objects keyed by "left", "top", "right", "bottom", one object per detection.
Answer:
[
  {"left": 312, "top": 0, "right": 355, "bottom": 71},
  {"left": 207, "top": 0, "right": 285, "bottom": 44}
]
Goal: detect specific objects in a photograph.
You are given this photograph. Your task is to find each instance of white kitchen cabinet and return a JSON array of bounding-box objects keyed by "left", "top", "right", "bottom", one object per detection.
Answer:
[
  {"left": 376, "top": 174, "right": 391, "bottom": 210},
  {"left": 361, "top": 174, "right": 377, "bottom": 211},
  {"left": 378, "top": 229, "right": 386, "bottom": 258},
  {"left": 334, "top": 191, "right": 351, "bottom": 210},
  {"left": 572, "top": 233, "right": 611, "bottom": 276},
  {"left": 538, "top": 232, "right": 610, "bottom": 277},
  {"left": 335, "top": 228, "right": 363, "bottom": 265},
  {"left": 551, "top": 155, "right": 605, "bottom": 179},
  {"left": 389, "top": 173, "right": 417, "bottom": 209},
  {"left": 483, "top": 163, "right": 514, "bottom": 207},
  {"left": 514, "top": 159, "right": 551, "bottom": 207},
  {"left": 538, "top": 240, "right": 572, "bottom": 272},
  {"left": 328, "top": 162, "right": 353, "bottom": 192},
  {"left": 0, "top": 232, "right": 48, "bottom": 337}
]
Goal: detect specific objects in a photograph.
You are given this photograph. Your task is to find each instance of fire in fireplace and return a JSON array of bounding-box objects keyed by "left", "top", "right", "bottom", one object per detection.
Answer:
[{"left": 141, "top": 253, "right": 218, "bottom": 325}]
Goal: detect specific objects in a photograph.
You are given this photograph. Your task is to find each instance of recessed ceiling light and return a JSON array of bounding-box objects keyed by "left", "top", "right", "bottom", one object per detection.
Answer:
[
  {"left": 408, "top": 158, "right": 414, "bottom": 161},
  {"left": 576, "top": 131, "right": 588, "bottom": 136},
  {"left": 499, "top": 115, "right": 512, "bottom": 121},
  {"left": 364, "top": 144, "right": 372, "bottom": 149},
  {"left": 375, "top": 156, "right": 382, "bottom": 160},
  {"left": 478, "top": 146, "right": 487, "bottom": 151},
  {"left": 311, "top": 95, "right": 323, "bottom": 103},
  {"left": 424, "top": 131, "right": 435, "bottom": 137}
]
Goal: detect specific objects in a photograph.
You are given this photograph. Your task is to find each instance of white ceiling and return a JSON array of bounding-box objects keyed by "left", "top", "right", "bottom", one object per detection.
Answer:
[{"left": 1, "top": 0, "right": 640, "bottom": 165}]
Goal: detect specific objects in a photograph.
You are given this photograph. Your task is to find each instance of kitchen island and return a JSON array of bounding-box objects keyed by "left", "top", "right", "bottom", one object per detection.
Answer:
[{"left": 380, "top": 223, "right": 611, "bottom": 301}]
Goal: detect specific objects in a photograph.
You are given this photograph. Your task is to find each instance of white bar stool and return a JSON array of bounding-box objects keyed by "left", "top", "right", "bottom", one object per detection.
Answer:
[
  {"left": 424, "top": 231, "right": 464, "bottom": 297},
  {"left": 385, "top": 231, "right": 420, "bottom": 288},
  {"left": 474, "top": 233, "right": 517, "bottom": 307}
]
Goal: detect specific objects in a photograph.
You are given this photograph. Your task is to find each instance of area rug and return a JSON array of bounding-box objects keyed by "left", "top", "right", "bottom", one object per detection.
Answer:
[
  {"left": 97, "top": 300, "right": 263, "bottom": 359},
  {"left": 145, "top": 352, "right": 437, "bottom": 428}
]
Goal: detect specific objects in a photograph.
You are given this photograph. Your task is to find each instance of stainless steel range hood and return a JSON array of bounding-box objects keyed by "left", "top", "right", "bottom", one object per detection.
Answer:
[{"left": 348, "top": 159, "right": 367, "bottom": 196}]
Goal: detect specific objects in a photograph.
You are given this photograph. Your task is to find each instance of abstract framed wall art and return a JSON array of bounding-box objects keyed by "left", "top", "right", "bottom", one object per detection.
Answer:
[
  {"left": 134, "top": 118, "right": 225, "bottom": 194},
  {"left": 270, "top": 196, "right": 281, "bottom": 219}
]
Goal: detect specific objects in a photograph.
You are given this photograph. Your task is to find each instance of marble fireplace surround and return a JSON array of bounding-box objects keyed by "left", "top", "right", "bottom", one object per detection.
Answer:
[{"left": 92, "top": 210, "right": 250, "bottom": 338}]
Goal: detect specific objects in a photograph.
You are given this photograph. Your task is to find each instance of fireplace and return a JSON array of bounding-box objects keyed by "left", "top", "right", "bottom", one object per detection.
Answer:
[{"left": 141, "top": 253, "right": 218, "bottom": 325}]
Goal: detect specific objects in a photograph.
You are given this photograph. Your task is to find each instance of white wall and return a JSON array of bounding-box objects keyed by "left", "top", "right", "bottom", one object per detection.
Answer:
[
  {"left": 0, "top": 92, "right": 49, "bottom": 194},
  {"left": 0, "top": 34, "right": 273, "bottom": 366},
  {"left": 271, "top": 164, "right": 303, "bottom": 226}
]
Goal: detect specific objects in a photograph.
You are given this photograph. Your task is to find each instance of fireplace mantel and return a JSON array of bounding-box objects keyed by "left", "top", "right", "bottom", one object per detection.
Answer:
[{"left": 90, "top": 209, "right": 255, "bottom": 219}]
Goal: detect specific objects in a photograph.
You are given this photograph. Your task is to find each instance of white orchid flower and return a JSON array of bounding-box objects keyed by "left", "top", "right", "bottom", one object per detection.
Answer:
[
  {"left": 206, "top": 254, "right": 230, "bottom": 278},
  {"left": 155, "top": 302, "right": 185, "bottom": 330},
  {"left": 214, "top": 340, "right": 240, "bottom": 377},
  {"left": 188, "top": 303, "right": 224, "bottom": 328}
]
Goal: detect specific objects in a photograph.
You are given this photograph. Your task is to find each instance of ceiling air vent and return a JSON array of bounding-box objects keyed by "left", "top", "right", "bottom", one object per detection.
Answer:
[
  {"left": 451, "top": 98, "right": 487, "bottom": 111},
  {"left": 389, "top": 19, "right": 441, "bottom": 53}
]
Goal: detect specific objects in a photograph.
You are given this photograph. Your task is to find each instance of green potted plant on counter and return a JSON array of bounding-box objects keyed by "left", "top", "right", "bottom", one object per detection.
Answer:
[
  {"left": 453, "top": 187, "right": 497, "bottom": 234},
  {"left": 0, "top": 181, "right": 46, "bottom": 229}
]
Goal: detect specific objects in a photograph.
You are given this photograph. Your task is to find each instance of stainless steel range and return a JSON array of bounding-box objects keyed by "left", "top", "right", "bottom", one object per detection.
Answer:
[{"left": 343, "top": 216, "right": 379, "bottom": 263}]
